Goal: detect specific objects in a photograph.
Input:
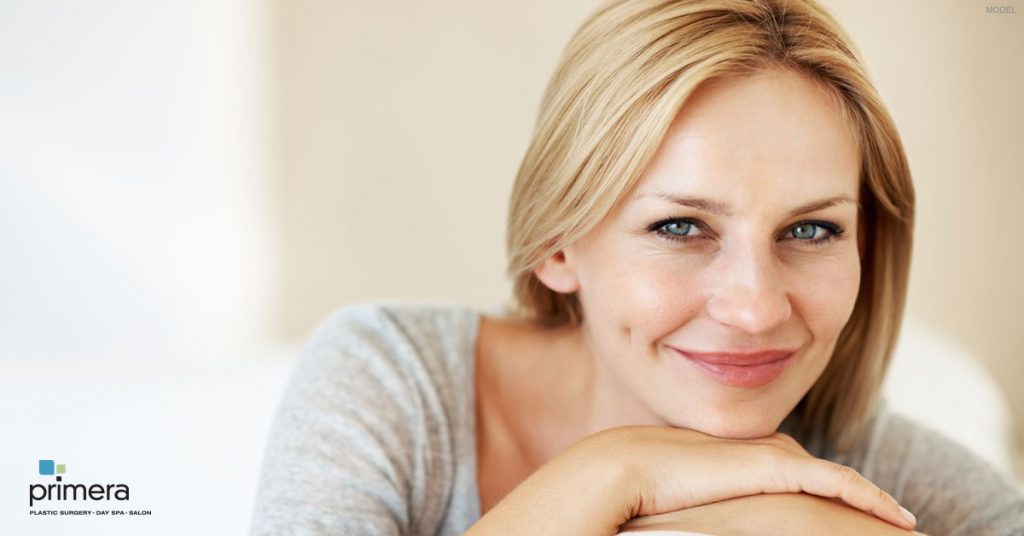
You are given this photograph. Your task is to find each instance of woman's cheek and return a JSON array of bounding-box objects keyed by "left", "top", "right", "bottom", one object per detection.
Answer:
[
  {"left": 615, "top": 254, "right": 708, "bottom": 342},
  {"left": 790, "top": 251, "right": 861, "bottom": 335}
]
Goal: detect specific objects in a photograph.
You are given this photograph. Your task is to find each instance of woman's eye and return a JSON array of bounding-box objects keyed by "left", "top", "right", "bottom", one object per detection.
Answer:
[
  {"left": 662, "top": 220, "right": 694, "bottom": 236},
  {"left": 790, "top": 223, "right": 824, "bottom": 240},
  {"left": 648, "top": 218, "right": 705, "bottom": 243},
  {"left": 786, "top": 221, "right": 844, "bottom": 246}
]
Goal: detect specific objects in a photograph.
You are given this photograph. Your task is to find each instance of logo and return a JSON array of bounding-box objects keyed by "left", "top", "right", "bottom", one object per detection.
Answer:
[
  {"left": 29, "top": 459, "right": 130, "bottom": 507},
  {"left": 38, "top": 459, "right": 66, "bottom": 477}
]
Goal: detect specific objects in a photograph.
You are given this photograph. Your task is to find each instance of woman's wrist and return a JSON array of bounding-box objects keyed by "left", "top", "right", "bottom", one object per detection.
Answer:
[{"left": 467, "top": 448, "right": 633, "bottom": 535}]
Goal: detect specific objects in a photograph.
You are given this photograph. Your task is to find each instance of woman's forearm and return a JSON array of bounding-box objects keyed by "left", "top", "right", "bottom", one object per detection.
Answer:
[
  {"left": 617, "top": 492, "right": 926, "bottom": 535},
  {"left": 466, "top": 454, "right": 631, "bottom": 535},
  {"left": 467, "top": 425, "right": 918, "bottom": 535}
]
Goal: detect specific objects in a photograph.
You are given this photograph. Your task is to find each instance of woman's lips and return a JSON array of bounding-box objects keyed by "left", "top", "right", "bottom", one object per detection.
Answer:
[{"left": 669, "top": 347, "right": 798, "bottom": 388}]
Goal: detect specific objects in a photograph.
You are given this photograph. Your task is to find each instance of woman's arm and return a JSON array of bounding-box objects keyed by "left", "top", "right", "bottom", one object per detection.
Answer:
[
  {"left": 617, "top": 492, "right": 926, "bottom": 535},
  {"left": 466, "top": 426, "right": 917, "bottom": 535}
]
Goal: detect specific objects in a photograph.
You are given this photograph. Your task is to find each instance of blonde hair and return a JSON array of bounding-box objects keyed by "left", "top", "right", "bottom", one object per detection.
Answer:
[{"left": 505, "top": 0, "right": 914, "bottom": 453}]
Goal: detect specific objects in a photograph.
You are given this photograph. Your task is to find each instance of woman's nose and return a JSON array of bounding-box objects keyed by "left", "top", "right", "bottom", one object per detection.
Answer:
[{"left": 704, "top": 244, "right": 792, "bottom": 335}]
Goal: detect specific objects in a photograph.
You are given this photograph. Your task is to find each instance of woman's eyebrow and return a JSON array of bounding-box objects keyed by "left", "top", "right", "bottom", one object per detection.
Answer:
[
  {"left": 786, "top": 196, "right": 858, "bottom": 217},
  {"left": 635, "top": 193, "right": 857, "bottom": 218}
]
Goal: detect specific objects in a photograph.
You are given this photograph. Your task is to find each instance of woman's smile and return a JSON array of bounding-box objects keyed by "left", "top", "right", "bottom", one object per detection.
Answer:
[{"left": 667, "top": 347, "right": 800, "bottom": 388}]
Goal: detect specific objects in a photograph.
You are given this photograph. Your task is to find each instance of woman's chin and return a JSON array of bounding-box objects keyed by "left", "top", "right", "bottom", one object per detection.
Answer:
[{"left": 670, "top": 412, "right": 783, "bottom": 440}]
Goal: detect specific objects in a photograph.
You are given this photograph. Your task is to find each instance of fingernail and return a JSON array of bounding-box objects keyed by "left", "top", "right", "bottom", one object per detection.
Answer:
[{"left": 899, "top": 505, "right": 917, "bottom": 527}]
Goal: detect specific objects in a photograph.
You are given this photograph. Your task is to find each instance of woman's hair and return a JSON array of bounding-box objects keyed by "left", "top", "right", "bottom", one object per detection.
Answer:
[{"left": 505, "top": 0, "right": 915, "bottom": 453}]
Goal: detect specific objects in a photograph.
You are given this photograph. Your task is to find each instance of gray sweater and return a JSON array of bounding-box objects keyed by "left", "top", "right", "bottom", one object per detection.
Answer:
[{"left": 250, "top": 303, "right": 1024, "bottom": 535}]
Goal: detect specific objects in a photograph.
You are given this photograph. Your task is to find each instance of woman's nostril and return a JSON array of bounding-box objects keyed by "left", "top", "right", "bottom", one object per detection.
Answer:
[{"left": 706, "top": 284, "right": 792, "bottom": 325}]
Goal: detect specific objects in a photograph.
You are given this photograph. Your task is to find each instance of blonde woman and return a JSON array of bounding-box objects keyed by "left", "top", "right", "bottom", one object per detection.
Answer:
[{"left": 250, "top": 0, "right": 1024, "bottom": 534}]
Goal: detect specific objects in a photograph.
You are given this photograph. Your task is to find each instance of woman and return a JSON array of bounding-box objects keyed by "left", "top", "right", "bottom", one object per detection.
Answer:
[{"left": 250, "top": 0, "right": 1024, "bottom": 534}]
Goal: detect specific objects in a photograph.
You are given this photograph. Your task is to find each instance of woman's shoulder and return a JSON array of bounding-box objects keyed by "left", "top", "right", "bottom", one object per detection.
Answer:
[
  {"left": 255, "top": 301, "right": 485, "bottom": 534},
  {"left": 838, "top": 404, "right": 1024, "bottom": 535},
  {"left": 840, "top": 403, "right": 1012, "bottom": 479},
  {"left": 310, "top": 300, "right": 480, "bottom": 339},
  {"left": 304, "top": 301, "right": 481, "bottom": 360},
  {"left": 292, "top": 301, "right": 484, "bottom": 401}
]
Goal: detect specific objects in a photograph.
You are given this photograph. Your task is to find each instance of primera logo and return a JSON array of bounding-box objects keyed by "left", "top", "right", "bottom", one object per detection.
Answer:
[{"left": 29, "top": 460, "right": 130, "bottom": 507}]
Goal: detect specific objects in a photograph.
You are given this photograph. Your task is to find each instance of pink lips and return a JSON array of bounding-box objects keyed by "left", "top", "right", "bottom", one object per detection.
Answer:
[{"left": 669, "top": 347, "right": 798, "bottom": 388}]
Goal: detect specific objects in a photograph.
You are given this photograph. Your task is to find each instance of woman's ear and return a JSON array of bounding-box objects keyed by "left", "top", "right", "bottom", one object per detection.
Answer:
[{"left": 533, "top": 250, "right": 580, "bottom": 294}]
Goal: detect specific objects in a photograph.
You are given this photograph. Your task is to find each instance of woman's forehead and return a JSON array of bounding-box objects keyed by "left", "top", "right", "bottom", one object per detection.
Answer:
[{"left": 632, "top": 69, "right": 861, "bottom": 209}]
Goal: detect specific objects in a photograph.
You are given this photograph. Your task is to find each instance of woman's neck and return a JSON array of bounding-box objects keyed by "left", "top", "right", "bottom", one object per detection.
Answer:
[{"left": 476, "top": 315, "right": 666, "bottom": 469}]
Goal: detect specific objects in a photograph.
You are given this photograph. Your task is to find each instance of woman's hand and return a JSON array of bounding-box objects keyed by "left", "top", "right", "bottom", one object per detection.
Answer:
[{"left": 466, "top": 425, "right": 917, "bottom": 535}]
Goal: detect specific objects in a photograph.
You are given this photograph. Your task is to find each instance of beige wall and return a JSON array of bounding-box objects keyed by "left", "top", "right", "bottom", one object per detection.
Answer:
[{"left": 274, "top": 1, "right": 1024, "bottom": 442}]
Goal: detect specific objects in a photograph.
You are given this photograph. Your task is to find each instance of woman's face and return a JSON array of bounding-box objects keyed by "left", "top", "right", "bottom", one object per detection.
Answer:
[{"left": 542, "top": 69, "right": 863, "bottom": 439}]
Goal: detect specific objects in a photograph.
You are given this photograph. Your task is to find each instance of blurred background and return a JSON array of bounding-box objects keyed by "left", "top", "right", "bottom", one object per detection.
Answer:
[{"left": 1, "top": 0, "right": 1021, "bottom": 534}]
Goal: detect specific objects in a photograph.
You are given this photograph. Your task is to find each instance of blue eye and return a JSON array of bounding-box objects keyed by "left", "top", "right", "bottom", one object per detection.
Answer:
[
  {"left": 791, "top": 223, "right": 821, "bottom": 239},
  {"left": 787, "top": 221, "right": 843, "bottom": 246},
  {"left": 662, "top": 221, "right": 694, "bottom": 236},
  {"left": 647, "top": 218, "right": 844, "bottom": 247},
  {"left": 648, "top": 218, "right": 707, "bottom": 243}
]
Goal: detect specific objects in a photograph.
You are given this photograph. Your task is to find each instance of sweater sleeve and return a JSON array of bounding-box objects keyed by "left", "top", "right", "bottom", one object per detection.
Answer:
[
  {"left": 851, "top": 409, "right": 1024, "bottom": 536},
  {"left": 248, "top": 304, "right": 454, "bottom": 535}
]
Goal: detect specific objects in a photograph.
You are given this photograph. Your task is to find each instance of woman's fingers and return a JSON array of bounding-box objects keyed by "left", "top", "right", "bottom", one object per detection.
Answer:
[
  {"left": 750, "top": 433, "right": 914, "bottom": 530},
  {"left": 784, "top": 457, "right": 917, "bottom": 530}
]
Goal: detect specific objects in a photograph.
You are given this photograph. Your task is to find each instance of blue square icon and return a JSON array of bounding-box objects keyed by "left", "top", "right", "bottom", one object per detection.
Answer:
[{"left": 39, "top": 460, "right": 55, "bottom": 475}]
